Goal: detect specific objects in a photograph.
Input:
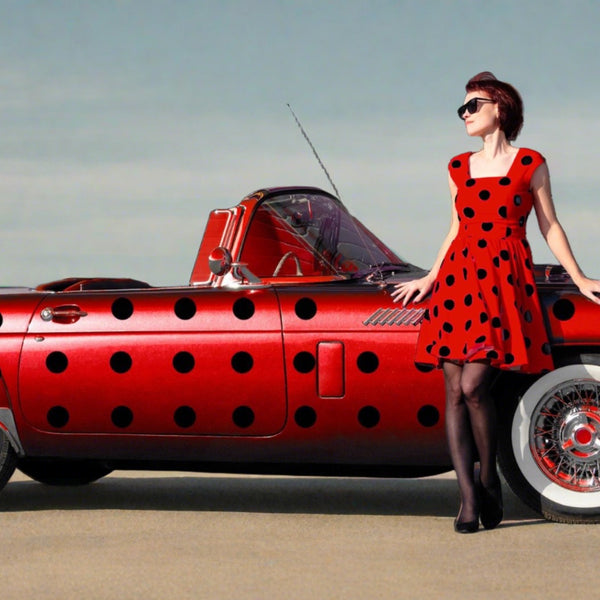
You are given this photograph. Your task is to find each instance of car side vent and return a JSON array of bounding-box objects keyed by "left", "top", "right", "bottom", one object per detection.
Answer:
[{"left": 363, "top": 307, "right": 425, "bottom": 327}]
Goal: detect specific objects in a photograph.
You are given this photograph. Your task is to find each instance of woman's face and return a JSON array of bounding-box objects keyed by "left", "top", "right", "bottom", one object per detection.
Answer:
[{"left": 460, "top": 91, "right": 499, "bottom": 138}]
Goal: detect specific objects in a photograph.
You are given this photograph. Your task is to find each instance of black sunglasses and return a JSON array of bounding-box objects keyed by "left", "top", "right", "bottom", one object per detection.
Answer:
[{"left": 457, "top": 97, "right": 495, "bottom": 120}]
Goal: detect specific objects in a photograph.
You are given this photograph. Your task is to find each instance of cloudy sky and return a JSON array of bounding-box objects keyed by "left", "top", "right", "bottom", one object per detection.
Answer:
[{"left": 1, "top": 0, "right": 599, "bottom": 286}]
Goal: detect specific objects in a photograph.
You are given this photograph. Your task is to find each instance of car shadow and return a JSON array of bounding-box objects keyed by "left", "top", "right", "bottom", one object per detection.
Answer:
[{"left": 0, "top": 471, "right": 542, "bottom": 523}]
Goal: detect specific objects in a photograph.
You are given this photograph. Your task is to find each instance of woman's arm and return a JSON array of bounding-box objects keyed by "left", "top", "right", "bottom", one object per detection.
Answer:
[
  {"left": 531, "top": 162, "right": 600, "bottom": 304},
  {"left": 391, "top": 173, "right": 460, "bottom": 306}
]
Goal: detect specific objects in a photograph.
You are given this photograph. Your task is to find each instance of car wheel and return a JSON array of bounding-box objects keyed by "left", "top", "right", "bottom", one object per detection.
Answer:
[
  {"left": 498, "top": 363, "right": 600, "bottom": 523},
  {"left": 0, "top": 428, "right": 17, "bottom": 492},
  {"left": 18, "top": 460, "right": 112, "bottom": 486}
]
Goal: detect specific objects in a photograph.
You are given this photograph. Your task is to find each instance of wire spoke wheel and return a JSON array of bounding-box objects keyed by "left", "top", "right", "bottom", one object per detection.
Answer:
[{"left": 531, "top": 379, "right": 600, "bottom": 492}]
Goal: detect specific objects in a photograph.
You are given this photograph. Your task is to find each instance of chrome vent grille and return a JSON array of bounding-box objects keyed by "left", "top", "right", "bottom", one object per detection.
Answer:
[{"left": 363, "top": 307, "right": 425, "bottom": 327}]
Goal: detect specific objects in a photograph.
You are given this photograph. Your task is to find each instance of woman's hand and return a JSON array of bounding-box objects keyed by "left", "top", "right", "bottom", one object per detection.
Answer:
[
  {"left": 575, "top": 277, "right": 600, "bottom": 305},
  {"left": 390, "top": 275, "right": 434, "bottom": 306}
]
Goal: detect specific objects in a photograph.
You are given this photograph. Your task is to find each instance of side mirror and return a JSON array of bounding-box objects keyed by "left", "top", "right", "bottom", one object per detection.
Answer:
[{"left": 208, "top": 247, "right": 232, "bottom": 276}]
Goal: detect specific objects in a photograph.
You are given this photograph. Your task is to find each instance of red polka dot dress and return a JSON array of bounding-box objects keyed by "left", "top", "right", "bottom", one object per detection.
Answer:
[{"left": 415, "top": 148, "right": 554, "bottom": 374}]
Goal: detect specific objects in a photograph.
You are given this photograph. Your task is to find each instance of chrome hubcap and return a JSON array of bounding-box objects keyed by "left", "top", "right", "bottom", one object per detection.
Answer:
[{"left": 530, "top": 378, "right": 600, "bottom": 492}]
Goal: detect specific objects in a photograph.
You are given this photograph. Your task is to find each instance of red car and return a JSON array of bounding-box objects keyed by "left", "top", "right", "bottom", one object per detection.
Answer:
[{"left": 0, "top": 187, "right": 598, "bottom": 523}]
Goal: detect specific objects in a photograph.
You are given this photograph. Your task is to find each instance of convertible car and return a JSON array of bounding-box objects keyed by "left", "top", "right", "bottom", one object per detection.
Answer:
[{"left": 0, "top": 186, "right": 599, "bottom": 523}]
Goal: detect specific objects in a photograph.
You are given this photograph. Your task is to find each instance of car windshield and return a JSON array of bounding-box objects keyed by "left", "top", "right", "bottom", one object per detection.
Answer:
[{"left": 239, "top": 191, "right": 408, "bottom": 278}]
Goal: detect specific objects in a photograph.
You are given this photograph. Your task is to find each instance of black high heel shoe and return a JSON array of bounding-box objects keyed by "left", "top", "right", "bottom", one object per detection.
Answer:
[
  {"left": 453, "top": 516, "right": 479, "bottom": 534},
  {"left": 479, "top": 481, "right": 503, "bottom": 530}
]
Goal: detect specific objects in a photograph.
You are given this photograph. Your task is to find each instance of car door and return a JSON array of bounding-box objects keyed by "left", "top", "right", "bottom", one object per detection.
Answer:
[{"left": 18, "top": 287, "right": 286, "bottom": 437}]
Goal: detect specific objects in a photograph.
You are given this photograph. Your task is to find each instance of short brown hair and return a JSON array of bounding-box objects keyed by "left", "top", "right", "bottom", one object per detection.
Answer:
[{"left": 466, "top": 72, "right": 524, "bottom": 141}]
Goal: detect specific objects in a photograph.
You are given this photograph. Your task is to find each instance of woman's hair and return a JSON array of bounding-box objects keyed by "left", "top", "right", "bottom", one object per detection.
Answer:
[{"left": 466, "top": 71, "right": 524, "bottom": 141}]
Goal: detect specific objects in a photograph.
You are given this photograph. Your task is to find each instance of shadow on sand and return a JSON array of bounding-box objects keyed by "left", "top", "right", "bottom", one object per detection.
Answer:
[{"left": 0, "top": 471, "right": 542, "bottom": 523}]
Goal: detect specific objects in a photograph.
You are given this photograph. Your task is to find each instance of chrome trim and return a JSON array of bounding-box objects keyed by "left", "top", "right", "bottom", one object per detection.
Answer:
[
  {"left": 0, "top": 408, "right": 25, "bottom": 456},
  {"left": 363, "top": 307, "right": 425, "bottom": 327}
]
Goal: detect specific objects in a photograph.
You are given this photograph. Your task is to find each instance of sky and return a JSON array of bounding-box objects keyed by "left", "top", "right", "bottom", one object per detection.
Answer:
[{"left": 1, "top": 0, "right": 599, "bottom": 286}]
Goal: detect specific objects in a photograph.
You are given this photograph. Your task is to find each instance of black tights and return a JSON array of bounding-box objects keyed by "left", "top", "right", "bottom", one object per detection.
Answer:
[{"left": 443, "top": 360, "right": 499, "bottom": 522}]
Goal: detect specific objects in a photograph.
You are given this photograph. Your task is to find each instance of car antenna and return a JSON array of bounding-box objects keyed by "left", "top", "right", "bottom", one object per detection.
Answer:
[
  {"left": 286, "top": 104, "right": 387, "bottom": 285},
  {"left": 286, "top": 103, "right": 342, "bottom": 201}
]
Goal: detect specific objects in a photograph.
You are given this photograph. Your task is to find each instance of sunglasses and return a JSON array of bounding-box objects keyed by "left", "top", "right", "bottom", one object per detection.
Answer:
[{"left": 457, "top": 97, "right": 495, "bottom": 120}]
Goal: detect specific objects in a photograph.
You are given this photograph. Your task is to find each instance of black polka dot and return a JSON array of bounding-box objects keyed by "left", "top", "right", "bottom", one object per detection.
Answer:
[
  {"left": 439, "top": 346, "right": 451, "bottom": 357},
  {"left": 498, "top": 206, "right": 508, "bottom": 218},
  {"left": 462, "top": 267, "right": 468, "bottom": 280},
  {"left": 423, "top": 308, "right": 430, "bottom": 321},
  {"left": 514, "top": 195, "right": 522, "bottom": 206},
  {"left": 464, "top": 294, "right": 473, "bottom": 306},
  {"left": 482, "top": 222, "right": 493, "bottom": 232},
  {"left": 465, "top": 320, "right": 472, "bottom": 331},
  {"left": 502, "top": 329, "right": 510, "bottom": 341},
  {"left": 505, "top": 227, "right": 512, "bottom": 237},
  {"left": 466, "top": 179, "right": 476, "bottom": 187},
  {"left": 542, "top": 342, "right": 552, "bottom": 355},
  {"left": 293, "top": 352, "right": 316, "bottom": 373},
  {"left": 499, "top": 177, "right": 511, "bottom": 186},
  {"left": 174, "top": 406, "right": 196, "bottom": 428},
  {"left": 433, "top": 305, "right": 439, "bottom": 318},
  {"left": 444, "top": 300, "right": 455, "bottom": 311},
  {"left": 524, "top": 310, "right": 533, "bottom": 323},
  {"left": 295, "top": 406, "right": 317, "bottom": 428},
  {"left": 475, "top": 335, "right": 486, "bottom": 344},
  {"left": 442, "top": 322, "right": 453, "bottom": 333},
  {"left": 358, "top": 406, "right": 380, "bottom": 428},
  {"left": 446, "top": 275, "right": 455, "bottom": 286},
  {"left": 295, "top": 297, "right": 317, "bottom": 320},
  {"left": 417, "top": 405, "right": 440, "bottom": 427},
  {"left": 231, "top": 351, "right": 254, "bottom": 373},
  {"left": 492, "top": 286, "right": 499, "bottom": 296},
  {"left": 462, "top": 247, "right": 469, "bottom": 258},
  {"left": 500, "top": 250, "right": 510, "bottom": 261},
  {"left": 173, "top": 351, "right": 195, "bottom": 374},
  {"left": 486, "top": 350, "right": 499, "bottom": 359},
  {"left": 493, "top": 257, "right": 500, "bottom": 268},
  {"left": 452, "top": 160, "right": 462, "bottom": 168},
  {"left": 357, "top": 351, "right": 379, "bottom": 373},
  {"left": 479, "top": 190, "right": 491, "bottom": 200},
  {"left": 174, "top": 297, "right": 197, "bottom": 320},
  {"left": 112, "top": 297, "right": 134, "bottom": 320},
  {"left": 552, "top": 298, "right": 576, "bottom": 321},
  {"left": 110, "top": 351, "right": 132, "bottom": 374},
  {"left": 46, "top": 351, "right": 68, "bottom": 374},
  {"left": 233, "top": 297, "right": 255, "bottom": 320},
  {"left": 491, "top": 317, "right": 502, "bottom": 328},
  {"left": 479, "top": 312, "right": 489, "bottom": 324},
  {"left": 47, "top": 406, "right": 69, "bottom": 428},
  {"left": 464, "top": 207, "right": 475, "bottom": 218},
  {"left": 112, "top": 406, "right": 133, "bottom": 428},
  {"left": 477, "top": 269, "right": 487, "bottom": 280},
  {"left": 507, "top": 274, "right": 514, "bottom": 285},
  {"left": 233, "top": 406, "right": 255, "bottom": 428},
  {"left": 525, "top": 284, "right": 535, "bottom": 296},
  {"left": 477, "top": 239, "right": 487, "bottom": 248},
  {"left": 519, "top": 216, "right": 526, "bottom": 227},
  {"left": 505, "top": 353, "right": 515, "bottom": 364},
  {"left": 521, "top": 155, "right": 533, "bottom": 165}
]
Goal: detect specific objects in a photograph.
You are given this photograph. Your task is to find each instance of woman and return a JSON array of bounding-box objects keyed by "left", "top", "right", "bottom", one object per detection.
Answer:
[{"left": 391, "top": 72, "right": 600, "bottom": 533}]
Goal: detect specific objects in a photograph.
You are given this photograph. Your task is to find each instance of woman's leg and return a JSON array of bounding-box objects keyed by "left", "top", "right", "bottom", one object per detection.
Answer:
[
  {"left": 459, "top": 361, "right": 499, "bottom": 489},
  {"left": 442, "top": 361, "right": 478, "bottom": 524},
  {"left": 460, "top": 361, "right": 503, "bottom": 529}
]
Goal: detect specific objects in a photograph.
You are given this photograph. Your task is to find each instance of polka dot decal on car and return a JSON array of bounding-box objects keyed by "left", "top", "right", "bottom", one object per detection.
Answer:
[
  {"left": 417, "top": 405, "right": 440, "bottom": 427},
  {"left": 358, "top": 406, "right": 380, "bottom": 428},
  {"left": 295, "top": 297, "right": 317, "bottom": 320},
  {"left": 111, "top": 297, "right": 134, "bottom": 320},
  {"left": 174, "top": 297, "right": 196, "bottom": 320},
  {"left": 46, "top": 351, "right": 68, "bottom": 373},
  {"left": 294, "top": 406, "right": 317, "bottom": 428},
  {"left": 552, "top": 298, "right": 576, "bottom": 321},
  {"left": 232, "top": 406, "right": 255, "bottom": 428},
  {"left": 47, "top": 406, "right": 69, "bottom": 428},
  {"left": 174, "top": 406, "right": 196, "bottom": 428},
  {"left": 111, "top": 406, "right": 133, "bottom": 428},
  {"left": 233, "top": 297, "right": 255, "bottom": 320}
]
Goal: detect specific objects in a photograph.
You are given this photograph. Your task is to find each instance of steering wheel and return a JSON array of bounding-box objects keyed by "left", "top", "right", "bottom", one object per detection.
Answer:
[{"left": 272, "top": 251, "right": 304, "bottom": 277}]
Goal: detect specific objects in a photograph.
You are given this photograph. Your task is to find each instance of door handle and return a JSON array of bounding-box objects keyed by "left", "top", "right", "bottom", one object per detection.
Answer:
[{"left": 40, "top": 305, "right": 88, "bottom": 324}]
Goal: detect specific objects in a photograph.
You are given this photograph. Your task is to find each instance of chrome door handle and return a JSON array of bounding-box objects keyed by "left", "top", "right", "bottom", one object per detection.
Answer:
[{"left": 41, "top": 305, "right": 88, "bottom": 323}]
